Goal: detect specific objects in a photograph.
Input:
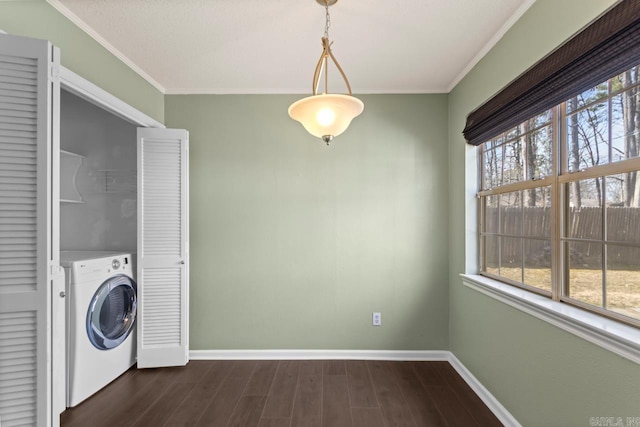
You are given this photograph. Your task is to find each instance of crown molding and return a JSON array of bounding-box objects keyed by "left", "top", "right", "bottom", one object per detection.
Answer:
[
  {"left": 446, "top": 0, "right": 536, "bottom": 92},
  {"left": 46, "top": 0, "right": 167, "bottom": 94}
]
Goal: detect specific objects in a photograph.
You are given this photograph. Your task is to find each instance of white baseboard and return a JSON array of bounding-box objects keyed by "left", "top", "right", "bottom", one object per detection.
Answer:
[
  {"left": 447, "top": 353, "right": 522, "bottom": 427},
  {"left": 189, "top": 349, "right": 450, "bottom": 361},
  {"left": 189, "top": 349, "right": 520, "bottom": 426}
]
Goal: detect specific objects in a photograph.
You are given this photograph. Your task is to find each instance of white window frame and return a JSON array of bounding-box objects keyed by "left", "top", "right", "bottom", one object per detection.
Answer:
[
  {"left": 464, "top": 70, "right": 640, "bottom": 366},
  {"left": 478, "top": 108, "right": 557, "bottom": 298}
]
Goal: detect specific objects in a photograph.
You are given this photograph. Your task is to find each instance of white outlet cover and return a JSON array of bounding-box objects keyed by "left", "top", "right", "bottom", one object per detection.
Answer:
[{"left": 372, "top": 312, "right": 381, "bottom": 326}]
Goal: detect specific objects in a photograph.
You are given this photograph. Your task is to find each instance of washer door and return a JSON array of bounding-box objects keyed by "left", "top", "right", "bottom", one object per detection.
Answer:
[{"left": 86, "top": 274, "right": 137, "bottom": 350}]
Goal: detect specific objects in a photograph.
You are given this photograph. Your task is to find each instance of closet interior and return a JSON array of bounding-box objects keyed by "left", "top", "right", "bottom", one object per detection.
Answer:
[{"left": 60, "top": 90, "right": 138, "bottom": 252}]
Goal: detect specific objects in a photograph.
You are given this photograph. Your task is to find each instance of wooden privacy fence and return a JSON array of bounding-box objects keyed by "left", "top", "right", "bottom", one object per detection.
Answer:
[{"left": 485, "top": 207, "right": 640, "bottom": 268}]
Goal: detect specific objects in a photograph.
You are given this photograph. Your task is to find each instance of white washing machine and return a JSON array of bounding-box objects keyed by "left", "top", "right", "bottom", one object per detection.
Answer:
[{"left": 61, "top": 251, "right": 137, "bottom": 407}]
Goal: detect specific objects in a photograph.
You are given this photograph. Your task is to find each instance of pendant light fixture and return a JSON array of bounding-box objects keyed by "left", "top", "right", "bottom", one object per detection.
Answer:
[{"left": 288, "top": 0, "right": 364, "bottom": 145}]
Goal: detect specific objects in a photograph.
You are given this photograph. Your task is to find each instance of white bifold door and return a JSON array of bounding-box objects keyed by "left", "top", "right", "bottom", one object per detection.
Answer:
[
  {"left": 0, "top": 34, "right": 62, "bottom": 426},
  {"left": 137, "top": 128, "right": 189, "bottom": 369},
  {"left": 0, "top": 32, "right": 189, "bottom": 425}
]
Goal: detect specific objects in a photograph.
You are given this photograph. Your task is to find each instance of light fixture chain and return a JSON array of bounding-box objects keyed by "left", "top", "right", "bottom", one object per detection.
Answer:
[{"left": 324, "top": 0, "right": 331, "bottom": 38}]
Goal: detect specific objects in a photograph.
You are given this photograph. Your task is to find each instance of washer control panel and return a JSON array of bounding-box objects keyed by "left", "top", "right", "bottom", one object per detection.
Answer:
[{"left": 64, "top": 253, "right": 133, "bottom": 281}]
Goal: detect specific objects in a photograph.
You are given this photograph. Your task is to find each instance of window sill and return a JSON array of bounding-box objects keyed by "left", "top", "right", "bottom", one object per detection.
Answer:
[{"left": 460, "top": 274, "right": 640, "bottom": 365}]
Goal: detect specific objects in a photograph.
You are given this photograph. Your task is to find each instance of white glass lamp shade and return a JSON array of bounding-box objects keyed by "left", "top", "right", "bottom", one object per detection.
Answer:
[{"left": 288, "top": 93, "right": 364, "bottom": 139}]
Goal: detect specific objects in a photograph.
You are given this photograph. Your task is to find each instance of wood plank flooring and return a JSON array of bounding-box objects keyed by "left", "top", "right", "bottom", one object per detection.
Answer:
[{"left": 60, "top": 360, "right": 502, "bottom": 427}]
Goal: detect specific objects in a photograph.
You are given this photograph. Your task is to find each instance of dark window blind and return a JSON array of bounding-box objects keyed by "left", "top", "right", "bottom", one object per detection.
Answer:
[{"left": 463, "top": 0, "right": 640, "bottom": 146}]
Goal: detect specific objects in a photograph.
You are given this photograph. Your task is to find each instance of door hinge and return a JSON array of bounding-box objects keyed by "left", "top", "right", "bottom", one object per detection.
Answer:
[
  {"left": 49, "top": 63, "right": 60, "bottom": 80},
  {"left": 50, "top": 263, "right": 64, "bottom": 279}
]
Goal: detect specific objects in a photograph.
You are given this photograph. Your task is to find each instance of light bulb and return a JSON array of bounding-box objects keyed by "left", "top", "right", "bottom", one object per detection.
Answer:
[{"left": 316, "top": 108, "right": 336, "bottom": 126}]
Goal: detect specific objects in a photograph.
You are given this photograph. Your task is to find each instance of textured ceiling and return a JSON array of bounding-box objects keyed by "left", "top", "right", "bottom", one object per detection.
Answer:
[{"left": 48, "top": 0, "right": 534, "bottom": 94}]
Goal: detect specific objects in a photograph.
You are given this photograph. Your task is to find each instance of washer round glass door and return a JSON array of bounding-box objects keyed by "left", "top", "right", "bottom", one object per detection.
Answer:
[{"left": 86, "top": 274, "right": 137, "bottom": 350}]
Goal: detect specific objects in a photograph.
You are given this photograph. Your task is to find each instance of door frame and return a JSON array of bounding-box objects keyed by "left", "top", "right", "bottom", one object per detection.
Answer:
[
  {"left": 0, "top": 25, "right": 164, "bottom": 425},
  {"left": 52, "top": 66, "right": 164, "bottom": 424},
  {"left": 0, "top": 29, "right": 163, "bottom": 129},
  {"left": 59, "top": 67, "right": 164, "bottom": 129}
]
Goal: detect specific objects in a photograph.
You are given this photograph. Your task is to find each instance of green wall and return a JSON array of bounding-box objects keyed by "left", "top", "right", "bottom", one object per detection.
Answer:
[
  {"left": 0, "top": 0, "right": 164, "bottom": 123},
  {"left": 5, "top": 0, "right": 640, "bottom": 423},
  {"left": 166, "top": 94, "right": 450, "bottom": 350},
  {"left": 448, "top": 1, "right": 640, "bottom": 426}
]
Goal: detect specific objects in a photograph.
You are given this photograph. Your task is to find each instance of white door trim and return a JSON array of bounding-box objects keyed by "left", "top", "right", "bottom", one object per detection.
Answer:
[
  {"left": 53, "top": 64, "right": 163, "bottom": 420},
  {"left": 59, "top": 66, "right": 164, "bottom": 129},
  {"left": 0, "top": 28, "right": 161, "bottom": 129}
]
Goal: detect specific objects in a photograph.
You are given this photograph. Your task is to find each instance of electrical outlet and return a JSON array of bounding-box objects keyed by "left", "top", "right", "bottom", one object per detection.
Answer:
[{"left": 372, "top": 312, "right": 381, "bottom": 326}]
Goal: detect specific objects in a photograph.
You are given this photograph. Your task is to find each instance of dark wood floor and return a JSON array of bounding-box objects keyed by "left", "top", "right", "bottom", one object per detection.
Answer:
[{"left": 60, "top": 360, "right": 503, "bottom": 427}]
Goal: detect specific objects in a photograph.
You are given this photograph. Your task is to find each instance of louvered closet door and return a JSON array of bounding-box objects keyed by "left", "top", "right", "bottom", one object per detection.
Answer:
[
  {"left": 0, "top": 34, "right": 59, "bottom": 426},
  {"left": 137, "top": 128, "right": 189, "bottom": 368}
]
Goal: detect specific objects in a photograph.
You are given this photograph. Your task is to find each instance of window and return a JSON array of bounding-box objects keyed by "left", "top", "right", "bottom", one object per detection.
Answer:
[{"left": 478, "top": 65, "right": 640, "bottom": 326}]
